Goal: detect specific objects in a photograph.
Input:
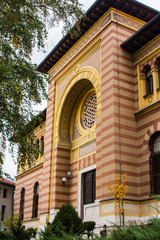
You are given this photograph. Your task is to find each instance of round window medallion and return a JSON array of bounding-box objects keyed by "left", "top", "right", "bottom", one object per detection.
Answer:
[{"left": 82, "top": 92, "right": 97, "bottom": 129}]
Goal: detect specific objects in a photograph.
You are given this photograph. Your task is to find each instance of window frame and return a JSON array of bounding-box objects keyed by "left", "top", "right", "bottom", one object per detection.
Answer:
[
  {"left": 1, "top": 205, "right": 6, "bottom": 220},
  {"left": 83, "top": 169, "right": 96, "bottom": 205},
  {"left": 41, "top": 136, "right": 44, "bottom": 155},
  {"left": 32, "top": 182, "right": 39, "bottom": 219},
  {"left": 145, "top": 66, "right": 153, "bottom": 95},
  {"left": 3, "top": 188, "right": 7, "bottom": 198},
  {"left": 149, "top": 132, "right": 160, "bottom": 195},
  {"left": 158, "top": 62, "right": 160, "bottom": 88},
  {"left": 19, "top": 188, "right": 25, "bottom": 220}
]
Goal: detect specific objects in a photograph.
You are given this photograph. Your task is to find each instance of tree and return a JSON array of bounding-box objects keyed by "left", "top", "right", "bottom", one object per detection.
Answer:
[
  {"left": 108, "top": 171, "right": 128, "bottom": 226},
  {"left": 0, "top": 0, "right": 84, "bottom": 177}
]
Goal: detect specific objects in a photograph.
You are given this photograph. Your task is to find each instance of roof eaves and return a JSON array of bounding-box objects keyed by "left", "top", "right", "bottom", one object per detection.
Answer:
[
  {"left": 38, "top": 0, "right": 159, "bottom": 73},
  {"left": 121, "top": 12, "right": 160, "bottom": 54}
]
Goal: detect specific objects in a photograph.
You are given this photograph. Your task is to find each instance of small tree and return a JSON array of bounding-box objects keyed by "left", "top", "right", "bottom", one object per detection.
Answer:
[
  {"left": 42, "top": 203, "right": 83, "bottom": 238},
  {"left": 108, "top": 171, "right": 128, "bottom": 226}
]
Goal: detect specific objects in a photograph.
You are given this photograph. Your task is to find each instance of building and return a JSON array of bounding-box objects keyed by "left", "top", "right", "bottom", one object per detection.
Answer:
[
  {"left": 14, "top": 0, "right": 160, "bottom": 230},
  {"left": 0, "top": 178, "right": 15, "bottom": 231}
]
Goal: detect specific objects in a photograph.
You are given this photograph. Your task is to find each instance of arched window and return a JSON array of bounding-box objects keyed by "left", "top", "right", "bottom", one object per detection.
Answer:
[
  {"left": 41, "top": 136, "right": 44, "bottom": 155},
  {"left": 145, "top": 65, "right": 153, "bottom": 95},
  {"left": 19, "top": 188, "right": 25, "bottom": 220},
  {"left": 158, "top": 62, "right": 160, "bottom": 88},
  {"left": 149, "top": 132, "right": 160, "bottom": 194},
  {"left": 36, "top": 139, "right": 39, "bottom": 150},
  {"left": 155, "top": 57, "right": 160, "bottom": 88},
  {"left": 32, "top": 182, "right": 39, "bottom": 218}
]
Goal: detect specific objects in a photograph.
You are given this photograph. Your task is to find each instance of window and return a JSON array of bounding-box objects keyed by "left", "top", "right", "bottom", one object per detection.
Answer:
[
  {"left": 36, "top": 139, "right": 39, "bottom": 150},
  {"left": 149, "top": 132, "right": 160, "bottom": 194},
  {"left": 41, "top": 136, "right": 44, "bottom": 155},
  {"left": 83, "top": 170, "right": 96, "bottom": 204},
  {"left": 32, "top": 182, "right": 39, "bottom": 218},
  {"left": 19, "top": 188, "right": 25, "bottom": 220},
  {"left": 82, "top": 92, "right": 97, "bottom": 130},
  {"left": 158, "top": 62, "right": 160, "bottom": 88},
  {"left": 145, "top": 65, "right": 153, "bottom": 95},
  {"left": 1, "top": 205, "right": 6, "bottom": 220},
  {"left": 3, "top": 188, "right": 7, "bottom": 198},
  {"left": 155, "top": 57, "right": 160, "bottom": 89}
]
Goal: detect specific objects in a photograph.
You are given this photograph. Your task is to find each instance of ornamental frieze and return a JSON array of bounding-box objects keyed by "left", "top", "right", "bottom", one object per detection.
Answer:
[
  {"left": 135, "top": 38, "right": 160, "bottom": 63},
  {"left": 51, "top": 11, "right": 141, "bottom": 79},
  {"left": 113, "top": 13, "right": 143, "bottom": 30}
]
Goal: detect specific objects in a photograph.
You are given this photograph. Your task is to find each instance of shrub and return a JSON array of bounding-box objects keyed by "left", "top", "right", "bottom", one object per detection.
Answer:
[
  {"left": 0, "top": 231, "right": 10, "bottom": 240},
  {"left": 51, "top": 203, "right": 83, "bottom": 235},
  {"left": 39, "top": 230, "right": 83, "bottom": 240},
  {"left": 83, "top": 221, "right": 95, "bottom": 232},
  {"left": 40, "top": 203, "right": 83, "bottom": 239},
  {"left": 2, "top": 216, "right": 37, "bottom": 240}
]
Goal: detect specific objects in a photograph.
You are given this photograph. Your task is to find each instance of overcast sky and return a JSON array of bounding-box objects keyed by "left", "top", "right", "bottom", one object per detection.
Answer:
[{"left": 3, "top": 0, "right": 160, "bottom": 179}]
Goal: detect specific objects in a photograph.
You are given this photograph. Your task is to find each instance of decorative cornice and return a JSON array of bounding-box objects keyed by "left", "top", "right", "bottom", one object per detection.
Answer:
[
  {"left": 49, "top": 9, "right": 144, "bottom": 79},
  {"left": 134, "top": 35, "right": 160, "bottom": 64},
  {"left": 55, "top": 38, "right": 101, "bottom": 85},
  {"left": 39, "top": 0, "right": 158, "bottom": 73},
  {"left": 112, "top": 12, "right": 143, "bottom": 30},
  {"left": 16, "top": 162, "right": 43, "bottom": 179}
]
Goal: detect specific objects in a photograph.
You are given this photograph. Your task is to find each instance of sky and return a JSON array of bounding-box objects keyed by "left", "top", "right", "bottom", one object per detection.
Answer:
[{"left": 3, "top": 0, "right": 160, "bottom": 179}]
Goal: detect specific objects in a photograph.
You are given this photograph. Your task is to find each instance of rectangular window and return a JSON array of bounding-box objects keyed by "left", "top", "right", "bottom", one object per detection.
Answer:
[
  {"left": 1, "top": 205, "right": 6, "bottom": 220},
  {"left": 3, "top": 189, "right": 7, "bottom": 198},
  {"left": 83, "top": 169, "right": 96, "bottom": 204}
]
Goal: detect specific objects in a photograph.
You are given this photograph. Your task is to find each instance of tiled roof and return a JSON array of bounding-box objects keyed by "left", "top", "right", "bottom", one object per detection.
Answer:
[{"left": 0, "top": 178, "right": 15, "bottom": 187}]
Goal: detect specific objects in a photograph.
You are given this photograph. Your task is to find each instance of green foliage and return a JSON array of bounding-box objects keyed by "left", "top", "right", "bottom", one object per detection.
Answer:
[
  {"left": 0, "top": 0, "right": 84, "bottom": 177},
  {"left": 0, "top": 231, "right": 10, "bottom": 240},
  {"left": 83, "top": 221, "right": 95, "bottom": 232},
  {"left": 2, "top": 216, "right": 37, "bottom": 240},
  {"left": 97, "top": 218, "right": 160, "bottom": 240},
  {"left": 40, "top": 203, "right": 83, "bottom": 239},
  {"left": 39, "top": 229, "right": 82, "bottom": 240},
  {"left": 38, "top": 218, "right": 160, "bottom": 240},
  {"left": 52, "top": 203, "right": 83, "bottom": 235}
]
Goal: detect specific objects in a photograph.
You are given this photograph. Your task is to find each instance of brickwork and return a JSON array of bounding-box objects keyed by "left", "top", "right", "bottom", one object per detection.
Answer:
[{"left": 14, "top": 6, "right": 160, "bottom": 228}]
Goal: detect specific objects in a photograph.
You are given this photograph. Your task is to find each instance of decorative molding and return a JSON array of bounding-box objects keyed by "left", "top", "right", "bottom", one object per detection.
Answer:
[
  {"left": 80, "top": 140, "right": 96, "bottom": 158},
  {"left": 54, "top": 38, "right": 101, "bottom": 83},
  {"left": 134, "top": 36, "right": 160, "bottom": 64},
  {"left": 16, "top": 162, "right": 43, "bottom": 179},
  {"left": 55, "top": 67, "right": 101, "bottom": 144},
  {"left": 113, "top": 13, "right": 143, "bottom": 30},
  {"left": 49, "top": 9, "right": 143, "bottom": 79}
]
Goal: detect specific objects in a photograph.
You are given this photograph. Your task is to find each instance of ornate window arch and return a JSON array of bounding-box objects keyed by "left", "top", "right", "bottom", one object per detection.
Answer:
[
  {"left": 56, "top": 66, "right": 101, "bottom": 143},
  {"left": 149, "top": 131, "right": 160, "bottom": 194}
]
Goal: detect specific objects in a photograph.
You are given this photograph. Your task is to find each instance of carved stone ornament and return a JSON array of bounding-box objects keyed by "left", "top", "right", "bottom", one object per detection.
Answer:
[{"left": 82, "top": 92, "right": 97, "bottom": 129}]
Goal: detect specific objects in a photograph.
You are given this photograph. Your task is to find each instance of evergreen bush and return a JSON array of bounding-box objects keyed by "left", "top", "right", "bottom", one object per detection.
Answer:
[
  {"left": 0, "top": 231, "right": 10, "bottom": 240},
  {"left": 83, "top": 221, "right": 95, "bottom": 239},
  {"left": 49, "top": 203, "right": 83, "bottom": 236}
]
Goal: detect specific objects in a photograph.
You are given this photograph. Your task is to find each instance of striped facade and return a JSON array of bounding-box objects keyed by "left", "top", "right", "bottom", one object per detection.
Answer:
[{"left": 14, "top": 1, "right": 160, "bottom": 230}]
